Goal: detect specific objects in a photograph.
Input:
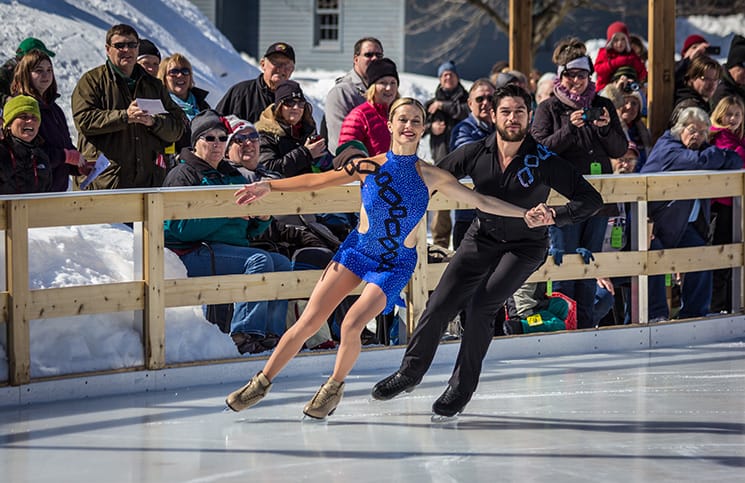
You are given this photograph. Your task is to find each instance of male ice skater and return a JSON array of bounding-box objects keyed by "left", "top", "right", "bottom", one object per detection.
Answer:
[{"left": 372, "top": 84, "right": 604, "bottom": 417}]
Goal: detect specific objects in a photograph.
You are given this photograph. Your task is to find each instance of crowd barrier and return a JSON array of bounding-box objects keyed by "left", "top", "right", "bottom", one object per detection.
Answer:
[{"left": 2, "top": 170, "right": 744, "bottom": 386}]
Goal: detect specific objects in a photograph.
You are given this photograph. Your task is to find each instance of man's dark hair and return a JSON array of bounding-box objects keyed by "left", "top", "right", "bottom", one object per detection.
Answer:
[
  {"left": 106, "top": 24, "right": 139, "bottom": 46},
  {"left": 353, "top": 37, "right": 383, "bottom": 56},
  {"left": 492, "top": 84, "right": 532, "bottom": 112}
]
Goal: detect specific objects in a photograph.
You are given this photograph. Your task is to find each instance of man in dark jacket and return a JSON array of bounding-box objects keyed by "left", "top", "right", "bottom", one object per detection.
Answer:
[
  {"left": 642, "top": 106, "right": 741, "bottom": 321},
  {"left": 372, "top": 85, "right": 603, "bottom": 417},
  {"left": 425, "top": 61, "right": 469, "bottom": 249},
  {"left": 671, "top": 55, "right": 722, "bottom": 125},
  {"left": 216, "top": 43, "right": 296, "bottom": 123},
  {"left": 71, "top": 24, "right": 184, "bottom": 190},
  {"left": 711, "top": 34, "right": 745, "bottom": 108}
]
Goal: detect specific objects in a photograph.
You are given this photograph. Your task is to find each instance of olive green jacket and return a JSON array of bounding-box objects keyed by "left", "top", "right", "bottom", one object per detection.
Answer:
[{"left": 71, "top": 62, "right": 184, "bottom": 189}]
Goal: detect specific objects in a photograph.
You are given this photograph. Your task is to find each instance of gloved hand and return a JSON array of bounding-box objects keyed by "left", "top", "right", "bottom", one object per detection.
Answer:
[
  {"left": 64, "top": 148, "right": 82, "bottom": 166},
  {"left": 575, "top": 247, "right": 595, "bottom": 264},
  {"left": 549, "top": 247, "right": 564, "bottom": 266}
]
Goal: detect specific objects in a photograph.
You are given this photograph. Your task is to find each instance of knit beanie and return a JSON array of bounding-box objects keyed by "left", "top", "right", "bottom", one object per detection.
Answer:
[
  {"left": 137, "top": 39, "right": 161, "bottom": 60},
  {"left": 726, "top": 34, "right": 745, "bottom": 69},
  {"left": 606, "top": 21, "right": 630, "bottom": 51},
  {"left": 437, "top": 60, "right": 458, "bottom": 78},
  {"left": 682, "top": 34, "right": 707, "bottom": 56},
  {"left": 223, "top": 114, "right": 256, "bottom": 145},
  {"left": 3, "top": 95, "right": 41, "bottom": 128},
  {"left": 190, "top": 109, "right": 228, "bottom": 147},
  {"left": 366, "top": 58, "right": 399, "bottom": 85},
  {"left": 274, "top": 79, "right": 305, "bottom": 105}
]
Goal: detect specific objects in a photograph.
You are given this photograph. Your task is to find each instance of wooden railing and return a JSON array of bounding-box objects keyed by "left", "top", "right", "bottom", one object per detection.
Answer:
[{"left": 2, "top": 171, "right": 744, "bottom": 386}]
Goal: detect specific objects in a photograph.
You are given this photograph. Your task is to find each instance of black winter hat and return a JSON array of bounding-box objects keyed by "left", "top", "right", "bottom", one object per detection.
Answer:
[
  {"left": 274, "top": 79, "right": 305, "bottom": 105},
  {"left": 366, "top": 58, "right": 399, "bottom": 85},
  {"left": 190, "top": 109, "right": 228, "bottom": 147},
  {"left": 726, "top": 34, "right": 745, "bottom": 69},
  {"left": 137, "top": 39, "right": 161, "bottom": 60}
]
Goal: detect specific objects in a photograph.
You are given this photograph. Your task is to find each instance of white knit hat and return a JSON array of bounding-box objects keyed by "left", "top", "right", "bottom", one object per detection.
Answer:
[{"left": 223, "top": 114, "right": 256, "bottom": 145}]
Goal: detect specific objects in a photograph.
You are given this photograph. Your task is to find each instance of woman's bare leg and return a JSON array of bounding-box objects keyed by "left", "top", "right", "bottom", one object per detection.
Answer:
[
  {"left": 331, "top": 283, "right": 387, "bottom": 382},
  {"left": 262, "top": 262, "right": 362, "bottom": 380}
]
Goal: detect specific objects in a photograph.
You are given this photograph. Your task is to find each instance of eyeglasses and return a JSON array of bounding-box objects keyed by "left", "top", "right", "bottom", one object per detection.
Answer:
[
  {"left": 109, "top": 41, "right": 139, "bottom": 50},
  {"left": 563, "top": 70, "right": 589, "bottom": 80},
  {"left": 684, "top": 125, "right": 708, "bottom": 137},
  {"left": 200, "top": 135, "right": 229, "bottom": 143},
  {"left": 362, "top": 52, "right": 384, "bottom": 59},
  {"left": 473, "top": 95, "right": 492, "bottom": 104},
  {"left": 167, "top": 68, "right": 191, "bottom": 77},
  {"left": 232, "top": 132, "right": 260, "bottom": 144},
  {"left": 282, "top": 100, "right": 306, "bottom": 108}
]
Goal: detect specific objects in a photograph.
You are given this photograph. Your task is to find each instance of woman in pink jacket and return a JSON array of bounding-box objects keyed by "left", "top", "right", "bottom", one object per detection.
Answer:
[
  {"left": 337, "top": 58, "right": 400, "bottom": 156},
  {"left": 709, "top": 95, "right": 745, "bottom": 312}
]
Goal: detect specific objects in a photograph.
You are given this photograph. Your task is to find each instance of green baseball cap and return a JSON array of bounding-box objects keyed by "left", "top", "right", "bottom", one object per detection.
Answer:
[{"left": 16, "top": 37, "right": 55, "bottom": 58}]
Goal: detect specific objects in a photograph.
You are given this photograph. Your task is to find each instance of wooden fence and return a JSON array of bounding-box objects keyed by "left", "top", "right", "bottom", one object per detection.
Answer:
[{"left": 2, "top": 171, "right": 744, "bottom": 386}]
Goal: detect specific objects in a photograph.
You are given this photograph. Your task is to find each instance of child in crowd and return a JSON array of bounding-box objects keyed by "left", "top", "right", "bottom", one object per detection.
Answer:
[{"left": 594, "top": 21, "right": 647, "bottom": 91}]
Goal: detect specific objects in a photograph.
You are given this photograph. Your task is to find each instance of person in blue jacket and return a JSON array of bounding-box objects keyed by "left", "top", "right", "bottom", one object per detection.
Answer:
[
  {"left": 162, "top": 109, "right": 291, "bottom": 355},
  {"left": 641, "top": 106, "right": 741, "bottom": 320}
]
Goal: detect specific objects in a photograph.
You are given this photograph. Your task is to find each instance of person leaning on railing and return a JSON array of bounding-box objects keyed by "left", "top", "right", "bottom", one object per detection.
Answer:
[{"left": 641, "top": 106, "right": 741, "bottom": 321}]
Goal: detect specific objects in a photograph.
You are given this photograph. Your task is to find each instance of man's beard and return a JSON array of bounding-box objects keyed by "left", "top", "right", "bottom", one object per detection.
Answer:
[{"left": 496, "top": 123, "right": 527, "bottom": 142}]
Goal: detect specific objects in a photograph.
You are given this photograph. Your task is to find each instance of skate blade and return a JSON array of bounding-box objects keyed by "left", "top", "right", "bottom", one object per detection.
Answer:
[
  {"left": 223, "top": 405, "right": 235, "bottom": 413},
  {"left": 430, "top": 413, "right": 459, "bottom": 423}
]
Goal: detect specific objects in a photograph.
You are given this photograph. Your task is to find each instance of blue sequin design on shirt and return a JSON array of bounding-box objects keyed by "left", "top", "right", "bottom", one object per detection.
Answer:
[{"left": 333, "top": 151, "right": 429, "bottom": 313}]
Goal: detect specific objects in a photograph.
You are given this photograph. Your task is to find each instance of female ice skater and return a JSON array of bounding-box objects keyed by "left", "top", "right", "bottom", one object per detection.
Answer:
[{"left": 225, "top": 97, "right": 554, "bottom": 419}]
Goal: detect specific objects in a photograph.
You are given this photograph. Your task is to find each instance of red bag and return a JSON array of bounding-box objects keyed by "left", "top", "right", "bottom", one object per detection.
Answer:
[{"left": 550, "top": 292, "right": 577, "bottom": 330}]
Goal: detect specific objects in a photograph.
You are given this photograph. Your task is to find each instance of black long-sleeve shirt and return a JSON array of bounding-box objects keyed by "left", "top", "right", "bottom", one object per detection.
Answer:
[{"left": 437, "top": 133, "right": 603, "bottom": 243}]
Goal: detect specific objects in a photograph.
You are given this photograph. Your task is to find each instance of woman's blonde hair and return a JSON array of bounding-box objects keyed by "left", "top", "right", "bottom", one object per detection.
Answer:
[
  {"left": 388, "top": 97, "right": 426, "bottom": 121},
  {"left": 365, "top": 78, "right": 401, "bottom": 103},
  {"left": 711, "top": 95, "right": 745, "bottom": 139},
  {"left": 157, "top": 53, "right": 194, "bottom": 91}
]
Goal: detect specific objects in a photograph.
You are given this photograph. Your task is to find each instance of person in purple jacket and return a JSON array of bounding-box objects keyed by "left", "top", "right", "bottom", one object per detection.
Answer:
[
  {"left": 641, "top": 106, "right": 741, "bottom": 320},
  {"left": 11, "top": 49, "right": 89, "bottom": 190}
]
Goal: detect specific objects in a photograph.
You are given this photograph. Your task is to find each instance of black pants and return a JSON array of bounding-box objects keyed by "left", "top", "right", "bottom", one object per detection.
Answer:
[
  {"left": 400, "top": 220, "right": 547, "bottom": 395},
  {"left": 710, "top": 202, "right": 732, "bottom": 313}
]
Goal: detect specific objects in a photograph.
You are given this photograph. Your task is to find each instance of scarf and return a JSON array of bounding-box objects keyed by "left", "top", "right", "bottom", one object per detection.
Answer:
[
  {"left": 552, "top": 77, "right": 597, "bottom": 110},
  {"left": 170, "top": 91, "right": 200, "bottom": 121}
]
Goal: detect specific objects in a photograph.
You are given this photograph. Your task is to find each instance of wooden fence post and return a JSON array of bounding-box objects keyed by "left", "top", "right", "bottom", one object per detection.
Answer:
[
  {"left": 144, "top": 193, "right": 165, "bottom": 369},
  {"left": 7, "top": 200, "right": 31, "bottom": 385}
]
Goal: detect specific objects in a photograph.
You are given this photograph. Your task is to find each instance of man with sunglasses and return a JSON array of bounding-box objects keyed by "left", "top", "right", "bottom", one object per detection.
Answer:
[
  {"left": 223, "top": 115, "right": 281, "bottom": 182},
  {"left": 323, "top": 37, "right": 384, "bottom": 154},
  {"left": 372, "top": 85, "right": 603, "bottom": 418},
  {"left": 216, "top": 42, "right": 296, "bottom": 124},
  {"left": 71, "top": 24, "right": 183, "bottom": 189}
]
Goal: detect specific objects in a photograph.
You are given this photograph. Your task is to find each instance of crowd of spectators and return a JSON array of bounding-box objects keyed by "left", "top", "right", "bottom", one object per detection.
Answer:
[{"left": 2, "top": 20, "right": 745, "bottom": 354}]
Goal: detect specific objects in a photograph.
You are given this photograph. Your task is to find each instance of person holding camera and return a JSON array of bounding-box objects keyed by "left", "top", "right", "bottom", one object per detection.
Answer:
[
  {"left": 254, "top": 79, "right": 331, "bottom": 178},
  {"left": 607, "top": 66, "right": 653, "bottom": 170},
  {"left": 531, "top": 37, "right": 628, "bottom": 329}
]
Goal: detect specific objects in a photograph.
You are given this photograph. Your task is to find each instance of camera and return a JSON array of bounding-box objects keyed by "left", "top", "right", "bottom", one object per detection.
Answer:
[
  {"left": 581, "top": 107, "right": 604, "bottom": 122},
  {"left": 622, "top": 81, "right": 640, "bottom": 93},
  {"left": 705, "top": 45, "right": 721, "bottom": 56}
]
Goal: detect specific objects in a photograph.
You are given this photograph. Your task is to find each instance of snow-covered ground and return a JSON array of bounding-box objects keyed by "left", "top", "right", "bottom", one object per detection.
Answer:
[{"left": 0, "top": 0, "right": 744, "bottom": 381}]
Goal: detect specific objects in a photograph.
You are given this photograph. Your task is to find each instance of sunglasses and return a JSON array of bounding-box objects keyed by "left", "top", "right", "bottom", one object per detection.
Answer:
[
  {"left": 232, "top": 132, "right": 260, "bottom": 144},
  {"left": 167, "top": 67, "right": 191, "bottom": 77},
  {"left": 282, "top": 99, "right": 306, "bottom": 108},
  {"left": 474, "top": 95, "right": 491, "bottom": 104},
  {"left": 563, "top": 70, "right": 589, "bottom": 80},
  {"left": 201, "top": 135, "right": 228, "bottom": 143},
  {"left": 362, "top": 52, "right": 384, "bottom": 59},
  {"left": 110, "top": 41, "right": 139, "bottom": 50}
]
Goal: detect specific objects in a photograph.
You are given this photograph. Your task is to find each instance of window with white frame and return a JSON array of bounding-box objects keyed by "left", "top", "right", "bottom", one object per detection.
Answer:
[{"left": 314, "top": 0, "right": 340, "bottom": 47}]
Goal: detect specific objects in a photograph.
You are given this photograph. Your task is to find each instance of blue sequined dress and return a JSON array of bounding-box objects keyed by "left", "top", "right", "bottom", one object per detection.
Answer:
[{"left": 332, "top": 151, "right": 430, "bottom": 313}]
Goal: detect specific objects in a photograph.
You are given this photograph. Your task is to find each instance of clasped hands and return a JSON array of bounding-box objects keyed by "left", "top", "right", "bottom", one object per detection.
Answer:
[{"left": 524, "top": 203, "right": 555, "bottom": 228}]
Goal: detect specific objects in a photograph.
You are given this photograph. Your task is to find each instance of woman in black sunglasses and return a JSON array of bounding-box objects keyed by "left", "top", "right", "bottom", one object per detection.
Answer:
[
  {"left": 157, "top": 53, "right": 210, "bottom": 158},
  {"left": 254, "top": 79, "right": 332, "bottom": 178}
]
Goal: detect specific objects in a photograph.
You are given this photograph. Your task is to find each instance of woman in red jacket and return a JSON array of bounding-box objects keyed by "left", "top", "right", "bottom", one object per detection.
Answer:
[
  {"left": 337, "top": 58, "right": 400, "bottom": 156},
  {"left": 709, "top": 95, "right": 745, "bottom": 312}
]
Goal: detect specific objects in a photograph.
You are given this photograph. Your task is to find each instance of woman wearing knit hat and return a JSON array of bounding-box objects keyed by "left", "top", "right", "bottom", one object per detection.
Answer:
[
  {"left": 227, "top": 97, "right": 555, "bottom": 419},
  {"left": 531, "top": 36, "right": 628, "bottom": 329},
  {"left": 10, "top": 49, "right": 88, "bottom": 191},
  {"left": 0, "top": 94, "right": 53, "bottom": 194},
  {"left": 338, "top": 57, "right": 400, "bottom": 156},
  {"left": 254, "top": 79, "right": 331, "bottom": 177},
  {"left": 593, "top": 21, "right": 647, "bottom": 92}
]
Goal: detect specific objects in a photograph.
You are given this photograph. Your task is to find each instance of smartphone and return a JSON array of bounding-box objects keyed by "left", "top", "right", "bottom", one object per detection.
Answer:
[
  {"left": 308, "top": 134, "right": 324, "bottom": 143},
  {"left": 705, "top": 45, "right": 721, "bottom": 56},
  {"left": 581, "top": 107, "right": 604, "bottom": 122}
]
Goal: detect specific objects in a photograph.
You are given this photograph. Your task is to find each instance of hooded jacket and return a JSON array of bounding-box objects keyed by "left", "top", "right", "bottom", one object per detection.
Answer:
[
  {"left": 0, "top": 135, "right": 53, "bottom": 194},
  {"left": 254, "top": 104, "right": 318, "bottom": 177}
]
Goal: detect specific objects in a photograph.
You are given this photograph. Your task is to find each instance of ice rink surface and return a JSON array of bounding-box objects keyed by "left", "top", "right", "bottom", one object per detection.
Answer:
[{"left": 2, "top": 342, "right": 744, "bottom": 483}]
